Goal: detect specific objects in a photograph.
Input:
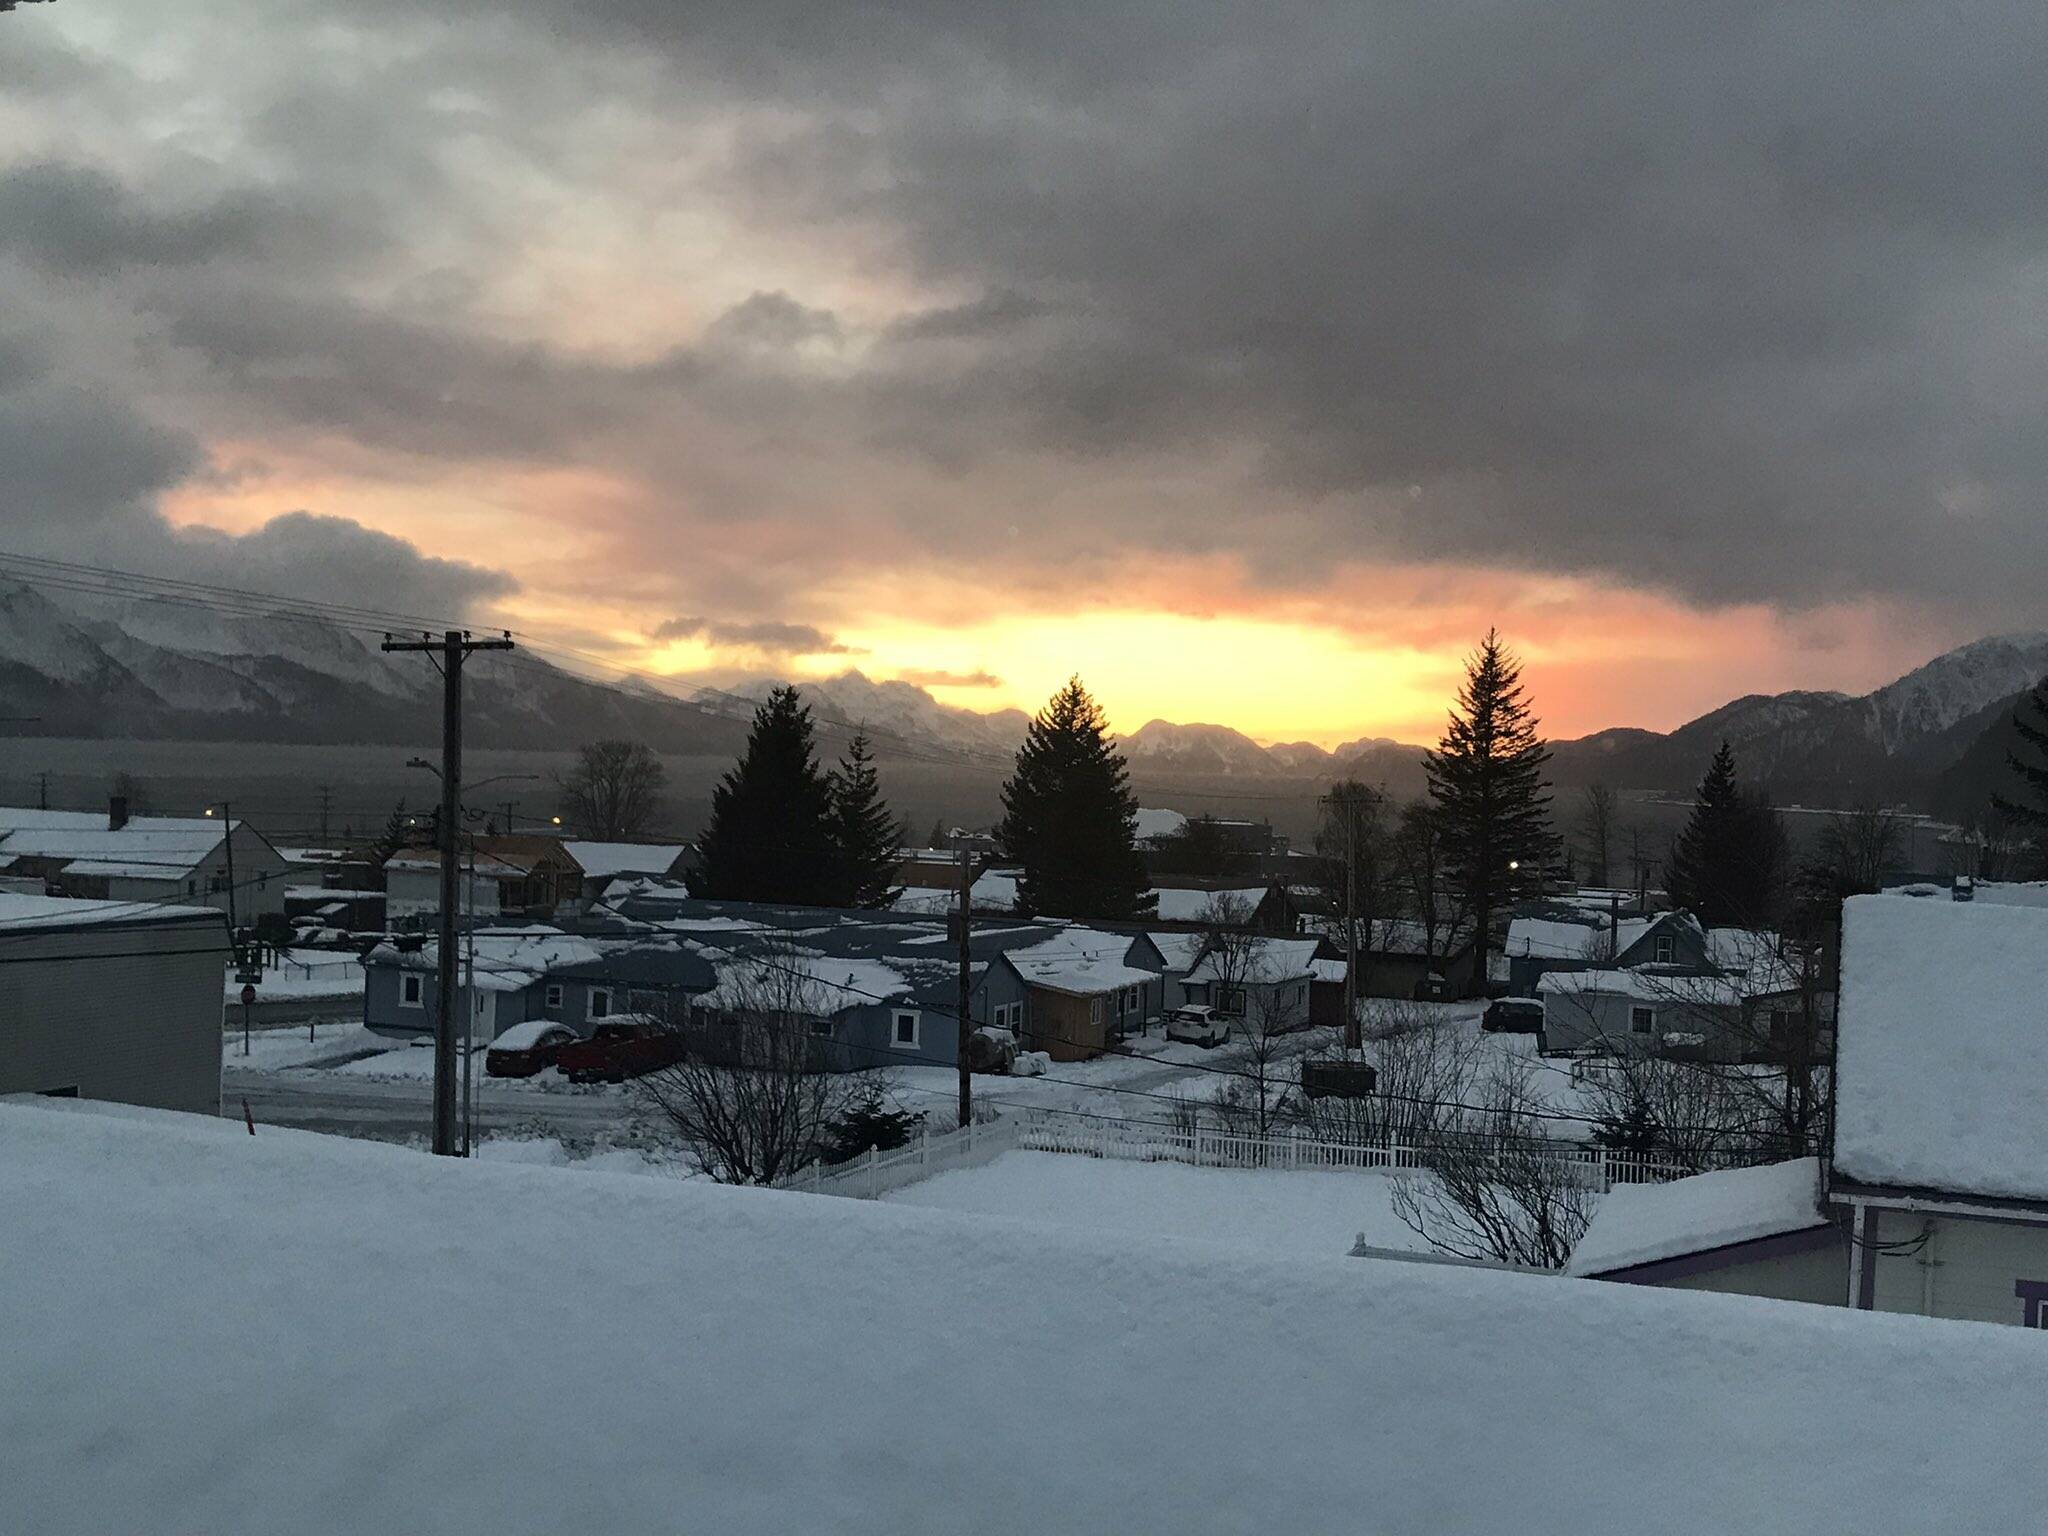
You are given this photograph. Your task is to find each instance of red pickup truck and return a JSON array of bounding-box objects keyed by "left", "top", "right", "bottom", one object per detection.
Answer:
[{"left": 554, "top": 1020, "right": 687, "bottom": 1084}]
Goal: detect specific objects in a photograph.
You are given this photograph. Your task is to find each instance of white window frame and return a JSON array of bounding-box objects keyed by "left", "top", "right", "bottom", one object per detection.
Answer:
[
  {"left": 401, "top": 973, "right": 424, "bottom": 1008},
  {"left": 1654, "top": 934, "right": 1676, "bottom": 964},
  {"left": 1629, "top": 1005, "right": 1655, "bottom": 1035},
  {"left": 544, "top": 983, "right": 564, "bottom": 1010},
  {"left": 589, "top": 987, "right": 611, "bottom": 1020},
  {"left": 891, "top": 1009, "right": 919, "bottom": 1049}
]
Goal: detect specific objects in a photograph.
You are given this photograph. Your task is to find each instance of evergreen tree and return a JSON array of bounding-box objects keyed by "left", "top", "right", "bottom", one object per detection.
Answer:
[
  {"left": 828, "top": 732, "right": 905, "bottom": 908},
  {"left": 693, "top": 686, "right": 840, "bottom": 904},
  {"left": 1666, "top": 741, "right": 1789, "bottom": 926},
  {"left": 998, "top": 676, "right": 1154, "bottom": 921},
  {"left": 1423, "top": 630, "right": 1554, "bottom": 994},
  {"left": 370, "top": 800, "right": 413, "bottom": 862},
  {"left": 1993, "top": 678, "right": 2048, "bottom": 842}
]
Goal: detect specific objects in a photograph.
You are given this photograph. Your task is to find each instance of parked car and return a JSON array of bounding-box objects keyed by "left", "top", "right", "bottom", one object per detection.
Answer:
[
  {"left": 1482, "top": 997, "right": 1546, "bottom": 1034},
  {"left": 484, "top": 1019, "right": 580, "bottom": 1078},
  {"left": 1165, "top": 1004, "right": 1231, "bottom": 1048},
  {"left": 555, "top": 1019, "right": 687, "bottom": 1083}
]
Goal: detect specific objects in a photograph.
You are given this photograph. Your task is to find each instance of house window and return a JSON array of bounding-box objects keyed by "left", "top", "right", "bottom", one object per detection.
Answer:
[
  {"left": 544, "top": 984, "right": 563, "bottom": 1010},
  {"left": 811, "top": 1018, "right": 835, "bottom": 1039},
  {"left": 590, "top": 988, "right": 611, "bottom": 1019},
  {"left": 1630, "top": 1005, "right": 1654, "bottom": 1035},
  {"left": 401, "top": 974, "right": 424, "bottom": 1007},
  {"left": 1217, "top": 985, "right": 1246, "bottom": 1017},
  {"left": 892, "top": 1010, "right": 919, "bottom": 1049},
  {"left": 1654, "top": 934, "right": 1676, "bottom": 964},
  {"left": 186, "top": 879, "right": 197, "bottom": 896},
  {"left": 1090, "top": 997, "right": 1104, "bottom": 1025},
  {"left": 1769, "top": 1007, "right": 1792, "bottom": 1039}
]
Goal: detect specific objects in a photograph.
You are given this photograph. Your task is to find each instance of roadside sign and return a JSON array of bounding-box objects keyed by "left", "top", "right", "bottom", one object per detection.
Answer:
[
  {"left": 235, "top": 968, "right": 262, "bottom": 985},
  {"left": 240, "top": 983, "right": 257, "bottom": 1007}
]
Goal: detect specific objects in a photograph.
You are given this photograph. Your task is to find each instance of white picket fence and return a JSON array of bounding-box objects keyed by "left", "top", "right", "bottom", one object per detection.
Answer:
[
  {"left": 779, "top": 1118, "right": 1023, "bottom": 1199},
  {"left": 781, "top": 1108, "right": 1714, "bottom": 1200}
]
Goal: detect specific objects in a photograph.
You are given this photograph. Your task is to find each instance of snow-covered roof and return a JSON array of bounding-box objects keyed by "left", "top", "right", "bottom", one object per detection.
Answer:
[
  {"left": 1310, "top": 957, "right": 1347, "bottom": 983},
  {"left": 701, "top": 952, "right": 914, "bottom": 1014},
  {"left": 1536, "top": 969, "right": 1744, "bottom": 1008},
  {"left": 1187, "top": 937, "right": 1321, "bottom": 986},
  {"left": 562, "top": 841, "right": 688, "bottom": 879},
  {"left": 0, "top": 891, "right": 225, "bottom": 932},
  {"left": 1836, "top": 894, "right": 2048, "bottom": 1202},
  {"left": 0, "top": 809, "right": 238, "bottom": 879},
  {"left": 1133, "top": 807, "right": 1188, "bottom": 842},
  {"left": 1002, "top": 930, "right": 1156, "bottom": 996},
  {"left": 1152, "top": 886, "right": 1266, "bottom": 923},
  {"left": 8, "top": 1100, "right": 2045, "bottom": 1534},
  {"left": 1503, "top": 916, "right": 1603, "bottom": 960},
  {"left": 1146, "top": 930, "right": 1207, "bottom": 971},
  {"left": 366, "top": 927, "right": 607, "bottom": 993},
  {"left": 384, "top": 852, "right": 530, "bottom": 878},
  {"left": 1565, "top": 1159, "right": 1828, "bottom": 1277}
]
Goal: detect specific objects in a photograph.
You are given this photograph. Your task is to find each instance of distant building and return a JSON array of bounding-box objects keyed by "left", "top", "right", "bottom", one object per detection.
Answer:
[
  {"left": 0, "top": 801, "right": 288, "bottom": 923},
  {"left": 0, "top": 893, "right": 229, "bottom": 1113}
]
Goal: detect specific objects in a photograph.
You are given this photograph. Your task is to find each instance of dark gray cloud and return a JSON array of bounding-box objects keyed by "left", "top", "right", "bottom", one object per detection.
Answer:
[
  {"left": 10, "top": 0, "right": 2048, "bottom": 634},
  {"left": 651, "top": 615, "right": 862, "bottom": 655}
]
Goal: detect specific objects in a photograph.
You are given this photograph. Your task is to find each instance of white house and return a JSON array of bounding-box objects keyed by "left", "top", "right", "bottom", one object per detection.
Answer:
[
  {"left": 1181, "top": 935, "right": 1319, "bottom": 1033},
  {"left": 0, "top": 802, "right": 288, "bottom": 923}
]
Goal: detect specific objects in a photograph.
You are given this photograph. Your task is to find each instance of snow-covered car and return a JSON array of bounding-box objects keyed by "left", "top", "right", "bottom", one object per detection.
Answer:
[
  {"left": 1165, "top": 1005, "right": 1231, "bottom": 1048},
  {"left": 484, "top": 1019, "right": 580, "bottom": 1078}
]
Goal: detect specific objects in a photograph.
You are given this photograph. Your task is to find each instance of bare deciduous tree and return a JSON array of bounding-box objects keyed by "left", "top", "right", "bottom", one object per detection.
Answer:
[
  {"left": 1289, "top": 1001, "right": 1487, "bottom": 1146},
  {"left": 633, "top": 949, "right": 877, "bottom": 1184},
  {"left": 1390, "top": 1056, "right": 1596, "bottom": 1269},
  {"left": 558, "top": 738, "right": 666, "bottom": 840},
  {"left": 1578, "top": 783, "right": 1617, "bottom": 887}
]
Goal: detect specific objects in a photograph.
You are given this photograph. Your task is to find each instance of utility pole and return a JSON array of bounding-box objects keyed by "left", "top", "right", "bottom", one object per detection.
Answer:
[
  {"left": 316, "top": 783, "right": 333, "bottom": 845},
  {"left": 956, "top": 843, "right": 974, "bottom": 1130},
  {"left": 35, "top": 769, "right": 47, "bottom": 809},
  {"left": 382, "top": 628, "right": 515, "bottom": 1156},
  {"left": 1321, "top": 789, "right": 1361, "bottom": 1054}
]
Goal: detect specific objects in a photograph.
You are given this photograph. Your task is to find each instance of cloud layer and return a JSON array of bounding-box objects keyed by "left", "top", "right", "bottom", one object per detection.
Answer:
[{"left": 3, "top": 0, "right": 2047, "bottom": 731}]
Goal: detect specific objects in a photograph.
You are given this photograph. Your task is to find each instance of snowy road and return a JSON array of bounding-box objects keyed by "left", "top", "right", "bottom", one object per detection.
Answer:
[{"left": 221, "top": 1068, "right": 635, "bottom": 1143}]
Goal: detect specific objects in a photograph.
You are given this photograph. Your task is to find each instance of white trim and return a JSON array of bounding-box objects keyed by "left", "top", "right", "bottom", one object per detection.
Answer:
[
  {"left": 544, "top": 982, "right": 564, "bottom": 1009},
  {"left": 891, "top": 1009, "right": 920, "bottom": 1049},
  {"left": 589, "top": 987, "right": 612, "bottom": 1019},
  {"left": 400, "top": 973, "right": 424, "bottom": 1008}
]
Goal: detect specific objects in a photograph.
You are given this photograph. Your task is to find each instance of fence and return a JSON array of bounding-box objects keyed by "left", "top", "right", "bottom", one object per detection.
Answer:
[
  {"left": 783, "top": 1106, "right": 1719, "bottom": 1200},
  {"left": 779, "top": 1117, "right": 1022, "bottom": 1199},
  {"left": 1007, "top": 1110, "right": 1711, "bottom": 1193}
]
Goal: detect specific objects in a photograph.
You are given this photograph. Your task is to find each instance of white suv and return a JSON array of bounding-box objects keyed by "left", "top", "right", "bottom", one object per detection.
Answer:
[{"left": 1165, "top": 1004, "right": 1231, "bottom": 1048}]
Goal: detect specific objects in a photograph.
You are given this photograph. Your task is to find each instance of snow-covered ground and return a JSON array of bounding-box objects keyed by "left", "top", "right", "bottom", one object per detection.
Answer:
[
  {"left": 220, "top": 1022, "right": 388, "bottom": 1071},
  {"left": 886, "top": 1149, "right": 1422, "bottom": 1258},
  {"left": 7, "top": 1097, "right": 2045, "bottom": 1535},
  {"left": 223, "top": 948, "right": 365, "bottom": 1001}
]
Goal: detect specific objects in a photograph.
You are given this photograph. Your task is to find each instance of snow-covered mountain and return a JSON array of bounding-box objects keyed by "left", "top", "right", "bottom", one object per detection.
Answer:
[
  {"left": 1861, "top": 634, "right": 2048, "bottom": 752},
  {"left": 700, "top": 671, "right": 1030, "bottom": 758}
]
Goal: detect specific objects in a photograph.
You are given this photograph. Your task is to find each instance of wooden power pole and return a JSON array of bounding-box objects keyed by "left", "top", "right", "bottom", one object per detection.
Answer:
[
  {"left": 382, "top": 628, "right": 514, "bottom": 1156},
  {"left": 956, "top": 844, "right": 974, "bottom": 1130}
]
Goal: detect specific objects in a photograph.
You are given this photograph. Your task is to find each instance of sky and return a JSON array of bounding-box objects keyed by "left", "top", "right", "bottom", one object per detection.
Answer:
[{"left": 3, "top": 1, "right": 2046, "bottom": 745}]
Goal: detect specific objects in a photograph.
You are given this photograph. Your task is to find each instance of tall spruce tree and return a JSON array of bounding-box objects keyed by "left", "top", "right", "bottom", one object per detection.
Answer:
[
  {"left": 1424, "top": 630, "right": 1554, "bottom": 995},
  {"left": 693, "top": 686, "right": 840, "bottom": 904},
  {"left": 998, "top": 677, "right": 1154, "bottom": 921},
  {"left": 828, "top": 732, "right": 905, "bottom": 908},
  {"left": 1666, "top": 740, "right": 1789, "bottom": 926},
  {"left": 1993, "top": 678, "right": 2048, "bottom": 842}
]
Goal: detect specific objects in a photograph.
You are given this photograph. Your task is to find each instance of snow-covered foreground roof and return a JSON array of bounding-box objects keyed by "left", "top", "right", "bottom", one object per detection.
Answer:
[
  {"left": 7, "top": 1100, "right": 2045, "bottom": 1535},
  {"left": 1566, "top": 1159, "right": 1829, "bottom": 1277},
  {"left": 1836, "top": 894, "right": 2048, "bottom": 1202},
  {"left": 0, "top": 891, "right": 223, "bottom": 931}
]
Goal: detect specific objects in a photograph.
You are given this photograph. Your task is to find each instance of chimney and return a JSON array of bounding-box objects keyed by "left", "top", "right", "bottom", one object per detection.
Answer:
[{"left": 108, "top": 795, "right": 129, "bottom": 832}]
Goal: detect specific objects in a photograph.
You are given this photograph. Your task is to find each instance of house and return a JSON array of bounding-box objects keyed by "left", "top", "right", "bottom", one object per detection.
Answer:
[
  {"left": 383, "top": 835, "right": 585, "bottom": 924},
  {"left": 561, "top": 841, "right": 692, "bottom": 902},
  {"left": 1532, "top": 911, "right": 1826, "bottom": 1063},
  {"left": 1831, "top": 892, "right": 2048, "bottom": 1327},
  {"left": 0, "top": 892, "right": 230, "bottom": 1113},
  {"left": 361, "top": 928, "right": 717, "bottom": 1044},
  {"left": 0, "top": 801, "right": 289, "bottom": 923},
  {"left": 1567, "top": 893, "right": 2048, "bottom": 1328},
  {"left": 1147, "top": 929, "right": 1208, "bottom": 1008},
  {"left": 1565, "top": 1159, "right": 1849, "bottom": 1304},
  {"left": 986, "top": 930, "right": 1169, "bottom": 1060},
  {"left": 1181, "top": 935, "right": 1320, "bottom": 1034}
]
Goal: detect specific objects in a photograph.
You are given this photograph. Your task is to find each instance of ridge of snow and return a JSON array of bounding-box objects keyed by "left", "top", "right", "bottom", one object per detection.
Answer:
[
  {"left": 7, "top": 1099, "right": 2047, "bottom": 1536},
  {"left": 1565, "top": 1159, "right": 1827, "bottom": 1276}
]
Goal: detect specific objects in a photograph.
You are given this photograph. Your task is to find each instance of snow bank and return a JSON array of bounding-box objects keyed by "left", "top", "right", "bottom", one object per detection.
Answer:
[
  {"left": 1566, "top": 1159, "right": 1827, "bottom": 1277},
  {"left": 1837, "top": 894, "right": 2048, "bottom": 1201},
  {"left": 5, "top": 1100, "right": 2046, "bottom": 1535},
  {"left": 885, "top": 1150, "right": 1421, "bottom": 1258}
]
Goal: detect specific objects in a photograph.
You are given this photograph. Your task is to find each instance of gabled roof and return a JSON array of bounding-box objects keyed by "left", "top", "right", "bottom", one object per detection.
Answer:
[
  {"left": 0, "top": 808, "right": 251, "bottom": 880},
  {"left": 1835, "top": 894, "right": 2048, "bottom": 1204},
  {"left": 562, "top": 842, "right": 690, "bottom": 879},
  {"left": 1186, "top": 936, "right": 1321, "bottom": 986}
]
